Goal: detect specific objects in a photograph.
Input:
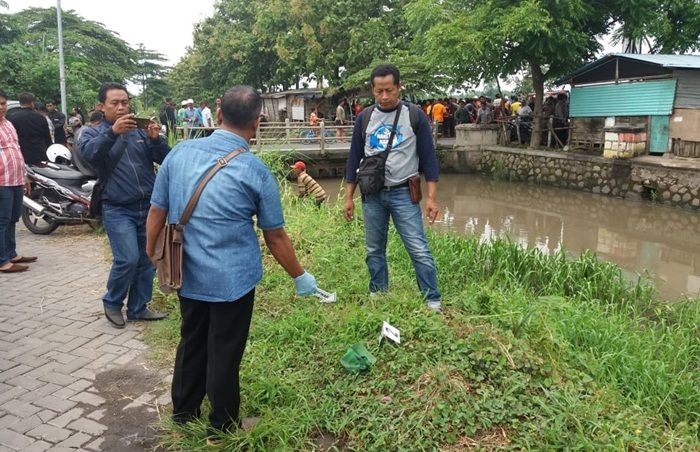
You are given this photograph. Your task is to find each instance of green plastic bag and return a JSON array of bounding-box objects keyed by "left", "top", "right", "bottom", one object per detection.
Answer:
[{"left": 340, "top": 343, "right": 377, "bottom": 374}]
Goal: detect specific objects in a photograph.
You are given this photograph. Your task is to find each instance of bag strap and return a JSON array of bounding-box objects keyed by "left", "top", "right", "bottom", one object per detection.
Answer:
[
  {"left": 360, "top": 105, "right": 375, "bottom": 144},
  {"left": 383, "top": 104, "right": 402, "bottom": 154},
  {"left": 178, "top": 147, "right": 246, "bottom": 225},
  {"left": 102, "top": 139, "right": 128, "bottom": 184}
]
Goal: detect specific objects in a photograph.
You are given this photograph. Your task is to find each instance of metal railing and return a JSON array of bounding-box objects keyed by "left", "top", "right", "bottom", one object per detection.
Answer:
[
  {"left": 175, "top": 118, "right": 441, "bottom": 153},
  {"left": 490, "top": 116, "right": 571, "bottom": 148},
  {"left": 175, "top": 119, "right": 354, "bottom": 155}
]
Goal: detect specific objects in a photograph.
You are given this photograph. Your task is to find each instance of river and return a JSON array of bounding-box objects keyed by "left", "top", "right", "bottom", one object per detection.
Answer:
[{"left": 316, "top": 174, "right": 700, "bottom": 301}]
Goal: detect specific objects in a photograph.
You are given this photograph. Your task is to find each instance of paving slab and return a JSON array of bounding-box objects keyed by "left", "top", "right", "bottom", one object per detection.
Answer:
[{"left": 0, "top": 225, "right": 171, "bottom": 451}]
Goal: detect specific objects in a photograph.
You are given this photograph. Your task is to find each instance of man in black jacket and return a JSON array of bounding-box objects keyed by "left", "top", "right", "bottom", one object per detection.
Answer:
[
  {"left": 159, "top": 98, "right": 177, "bottom": 137},
  {"left": 6, "top": 93, "right": 52, "bottom": 165},
  {"left": 79, "top": 83, "right": 171, "bottom": 329},
  {"left": 46, "top": 100, "right": 67, "bottom": 145}
]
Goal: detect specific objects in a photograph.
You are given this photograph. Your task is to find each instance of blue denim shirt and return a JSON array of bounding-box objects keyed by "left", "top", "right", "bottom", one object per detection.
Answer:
[{"left": 151, "top": 130, "right": 285, "bottom": 302}]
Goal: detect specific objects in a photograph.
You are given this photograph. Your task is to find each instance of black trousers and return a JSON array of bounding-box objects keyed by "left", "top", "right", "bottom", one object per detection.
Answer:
[{"left": 171, "top": 289, "right": 255, "bottom": 431}]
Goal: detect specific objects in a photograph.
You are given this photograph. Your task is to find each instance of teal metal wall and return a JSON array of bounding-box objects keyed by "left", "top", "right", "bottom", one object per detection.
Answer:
[
  {"left": 649, "top": 115, "right": 671, "bottom": 153},
  {"left": 570, "top": 79, "right": 677, "bottom": 117}
]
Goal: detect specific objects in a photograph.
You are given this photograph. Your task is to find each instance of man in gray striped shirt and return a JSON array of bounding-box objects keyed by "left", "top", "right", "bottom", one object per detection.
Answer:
[{"left": 290, "top": 161, "right": 328, "bottom": 206}]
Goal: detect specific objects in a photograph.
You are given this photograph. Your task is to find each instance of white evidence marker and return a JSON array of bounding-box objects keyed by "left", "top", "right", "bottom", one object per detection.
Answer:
[
  {"left": 314, "top": 288, "right": 337, "bottom": 303},
  {"left": 381, "top": 321, "right": 401, "bottom": 344}
]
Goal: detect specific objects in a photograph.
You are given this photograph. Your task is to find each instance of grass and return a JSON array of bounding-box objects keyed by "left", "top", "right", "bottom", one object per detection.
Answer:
[{"left": 146, "top": 152, "right": 699, "bottom": 451}]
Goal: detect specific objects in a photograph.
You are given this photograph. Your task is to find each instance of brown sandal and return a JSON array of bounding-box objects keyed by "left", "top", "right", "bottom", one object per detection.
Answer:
[
  {"left": 10, "top": 256, "right": 37, "bottom": 264},
  {"left": 0, "top": 263, "right": 29, "bottom": 273}
]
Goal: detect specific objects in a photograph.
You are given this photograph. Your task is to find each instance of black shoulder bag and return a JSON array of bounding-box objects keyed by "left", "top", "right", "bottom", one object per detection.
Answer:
[
  {"left": 356, "top": 104, "right": 402, "bottom": 198},
  {"left": 90, "top": 140, "right": 128, "bottom": 217}
]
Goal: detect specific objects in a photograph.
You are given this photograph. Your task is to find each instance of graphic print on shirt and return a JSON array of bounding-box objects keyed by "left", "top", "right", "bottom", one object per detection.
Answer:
[{"left": 369, "top": 123, "right": 404, "bottom": 153}]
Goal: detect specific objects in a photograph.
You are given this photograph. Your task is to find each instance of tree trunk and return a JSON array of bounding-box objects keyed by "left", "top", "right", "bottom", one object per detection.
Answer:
[
  {"left": 529, "top": 62, "right": 545, "bottom": 148},
  {"left": 495, "top": 77, "right": 503, "bottom": 99}
]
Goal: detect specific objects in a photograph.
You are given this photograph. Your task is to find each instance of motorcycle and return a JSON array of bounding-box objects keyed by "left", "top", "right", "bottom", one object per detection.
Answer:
[{"left": 22, "top": 144, "right": 99, "bottom": 235}]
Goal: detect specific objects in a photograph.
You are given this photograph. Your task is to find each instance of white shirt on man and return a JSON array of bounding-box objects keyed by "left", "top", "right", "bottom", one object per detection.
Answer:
[{"left": 201, "top": 107, "right": 212, "bottom": 127}]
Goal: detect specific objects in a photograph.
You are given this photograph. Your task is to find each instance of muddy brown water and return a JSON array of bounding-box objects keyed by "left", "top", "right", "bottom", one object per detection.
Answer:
[{"left": 316, "top": 174, "right": 700, "bottom": 301}]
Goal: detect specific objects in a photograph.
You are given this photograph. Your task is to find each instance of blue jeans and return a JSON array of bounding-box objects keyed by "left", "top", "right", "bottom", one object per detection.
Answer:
[
  {"left": 102, "top": 202, "right": 154, "bottom": 318},
  {"left": 362, "top": 186, "right": 441, "bottom": 303},
  {"left": 0, "top": 186, "right": 23, "bottom": 267}
]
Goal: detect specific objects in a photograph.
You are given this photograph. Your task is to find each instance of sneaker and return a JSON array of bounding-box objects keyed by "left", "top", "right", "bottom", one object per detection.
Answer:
[
  {"left": 426, "top": 301, "right": 443, "bottom": 314},
  {"left": 206, "top": 437, "right": 223, "bottom": 448},
  {"left": 104, "top": 307, "right": 126, "bottom": 329}
]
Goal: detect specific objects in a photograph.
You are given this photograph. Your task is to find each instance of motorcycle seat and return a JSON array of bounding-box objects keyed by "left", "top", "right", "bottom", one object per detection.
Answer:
[
  {"left": 72, "top": 148, "right": 98, "bottom": 178},
  {"left": 31, "top": 165, "right": 84, "bottom": 180}
]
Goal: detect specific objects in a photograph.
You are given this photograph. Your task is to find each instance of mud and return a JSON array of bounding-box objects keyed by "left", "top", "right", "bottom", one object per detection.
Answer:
[{"left": 93, "top": 355, "right": 170, "bottom": 451}]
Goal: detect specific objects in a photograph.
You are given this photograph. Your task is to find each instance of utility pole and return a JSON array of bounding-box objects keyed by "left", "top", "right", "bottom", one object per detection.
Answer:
[{"left": 56, "top": 0, "right": 67, "bottom": 117}]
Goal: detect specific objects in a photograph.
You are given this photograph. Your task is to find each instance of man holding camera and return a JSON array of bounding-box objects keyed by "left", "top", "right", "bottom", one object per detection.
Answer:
[{"left": 79, "top": 82, "right": 171, "bottom": 328}]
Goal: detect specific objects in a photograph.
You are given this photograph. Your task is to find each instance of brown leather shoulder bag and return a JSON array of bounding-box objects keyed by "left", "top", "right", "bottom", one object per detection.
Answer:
[{"left": 154, "top": 147, "right": 245, "bottom": 293}]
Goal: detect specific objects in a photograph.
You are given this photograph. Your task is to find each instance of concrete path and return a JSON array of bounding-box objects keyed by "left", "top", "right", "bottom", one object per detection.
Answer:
[{"left": 0, "top": 225, "right": 170, "bottom": 451}]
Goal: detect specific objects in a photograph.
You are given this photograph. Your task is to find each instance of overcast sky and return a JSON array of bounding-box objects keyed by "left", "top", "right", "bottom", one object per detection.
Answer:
[{"left": 7, "top": 0, "right": 216, "bottom": 65}]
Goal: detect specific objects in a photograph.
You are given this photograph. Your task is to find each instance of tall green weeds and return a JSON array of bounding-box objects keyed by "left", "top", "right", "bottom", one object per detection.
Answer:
[{"left": 147, "top": 155, "right": 699, "bottom": 450}]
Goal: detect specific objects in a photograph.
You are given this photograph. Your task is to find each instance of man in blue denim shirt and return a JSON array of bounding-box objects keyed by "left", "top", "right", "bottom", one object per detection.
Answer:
[
  {"left": 344, "top": 64, "right": 442, "bottom": 313},
  {"left": 146, "top": 86, "right": 317, "bottom": 439},
  {"left": 80, "top": 83, "right": 171, "bottom": 328}
]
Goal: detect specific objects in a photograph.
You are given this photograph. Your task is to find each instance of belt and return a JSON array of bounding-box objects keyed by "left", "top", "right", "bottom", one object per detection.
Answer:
[{"left": 382, "top": 181, "right": 409, "bottom": 191}]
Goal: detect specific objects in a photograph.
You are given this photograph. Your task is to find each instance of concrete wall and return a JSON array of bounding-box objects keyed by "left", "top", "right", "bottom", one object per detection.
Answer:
[
  {"left": 603, "top": 128, "right": 647, "bottom": 159},
  {"left": 446, "top": 145, "right": 700, "bottom": 209},
  {"left": 454, "top": 124, "right": 499, "bottom": 150},
  {"left": 630, "top": 157, "right": 700, "bottom": 208}
]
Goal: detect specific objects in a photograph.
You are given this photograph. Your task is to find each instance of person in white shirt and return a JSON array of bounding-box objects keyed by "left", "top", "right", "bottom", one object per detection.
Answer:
[
  {"left": 518, "top": 103, "right": 533, "bottom": 119},
  {"left": 201, "top": 101, "right": 213, "bottom": 128},
  {"left": 517, "top": 102, "right": 534, "bottom": 144}
]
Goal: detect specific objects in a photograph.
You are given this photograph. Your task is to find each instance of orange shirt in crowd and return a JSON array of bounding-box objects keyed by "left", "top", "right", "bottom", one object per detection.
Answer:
[{"left": 432, "top": 102, "right": 446, "bottom": 123}]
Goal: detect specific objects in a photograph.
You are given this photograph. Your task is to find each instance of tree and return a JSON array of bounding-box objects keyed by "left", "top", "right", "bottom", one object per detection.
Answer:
[
  {"left": 168, "top": 0, "right": 280, "bottom": 96},
  {"left": 168, "top": 0, "right": 420, "bottom": 95},
  {"left": 613, "top": 0, "right": 700, "bottom": 54},
  {"left": 507, "top": 72, "right": 534, "bottom": 97},
  {"left": 133, "top": 43, "right": 169, "bottom": 110},
  {"left": 407, "top": 0, "right": 616, "bottom": 147},
  {"left": 0, "top": 7, "right": 139, "bottom": 108},
  {"left": 407, "top": 0, "right": 700, "bottom": 147}
]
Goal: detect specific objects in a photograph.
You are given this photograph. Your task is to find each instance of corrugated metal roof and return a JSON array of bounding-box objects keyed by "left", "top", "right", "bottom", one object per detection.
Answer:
[
  {"left": 556, "top": 54, "right": 700, "bottom": 85},
  {"left": 570, "top": 79, "right": 676, "bottom": 117},
  {"left": 261, "top": 89, "right": 324, "bottom": 99},
  {"left": 610, "top": 54, "right": 700, "bottom": 68}
]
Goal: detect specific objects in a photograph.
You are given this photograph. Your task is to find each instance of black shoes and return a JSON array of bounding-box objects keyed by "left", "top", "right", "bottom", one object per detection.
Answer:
[
  {"left": 104, "top": 307, "right": 125, "bottom": 329},
  {"left": 105, "top": 307, "right": 167, "bottom": 328},
  {"left": 127, "top": 309, "right": 168, "bottom": 321}
]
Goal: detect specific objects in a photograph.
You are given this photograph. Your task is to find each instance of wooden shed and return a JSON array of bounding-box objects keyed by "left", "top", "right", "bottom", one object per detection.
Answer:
[
  {"left": 556, "top": 54, "right": 700, "bottom": 158},
  {"left": 261, "top": 89, "right": 326, "bottom": 123}
]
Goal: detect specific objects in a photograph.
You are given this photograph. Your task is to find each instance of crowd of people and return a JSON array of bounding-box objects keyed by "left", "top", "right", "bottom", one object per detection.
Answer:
[
  {"left": 319, "top": 91, "right": 569, "bottom": 146},
  {"left": 421, "top": 95, "right": 527, "bottom": 137},
  {"left": 418, "top": 93, "right": 570, "bottom": 144},
  {"left": 1, "top": 93, "right": 105, "bottom": 164},
  {"left": 159, "top": 97, "right": 223, "bottom": 138}
]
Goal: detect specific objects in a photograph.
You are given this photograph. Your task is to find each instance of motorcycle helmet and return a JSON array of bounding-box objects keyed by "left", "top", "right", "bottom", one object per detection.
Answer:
[{"left": 46, "top": 143, "right": 72, "bottom": 165}]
